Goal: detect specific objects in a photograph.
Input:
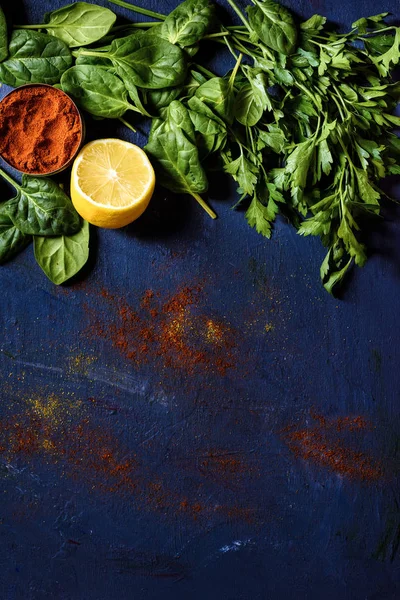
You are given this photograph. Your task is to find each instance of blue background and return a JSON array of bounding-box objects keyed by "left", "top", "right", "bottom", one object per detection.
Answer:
[{"left": 0, "top": 0, "right": 399, "bottom": 598}]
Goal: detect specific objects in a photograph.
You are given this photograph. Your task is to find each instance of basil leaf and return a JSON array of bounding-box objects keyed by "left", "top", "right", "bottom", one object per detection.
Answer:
[
  {"left": 0, "top": 204, "right": 30, "bottom": 264},
  {"left": 0, "top": 6, "right": 8, "bottom": 62},
  {"left": 247, "top": 0, "right": 298, "bottom": 55},
  {"left": 234, "top": 84, "right": 264, "bottom": 126},
  {"left": 0, "top": 30, "right": 72, "bottom": 86},
  {"left": 96, "top": 32, "right": 187, "bottom": 89},
  {"left": 5, "top": 175, "right": 81, "bottom": 236},
  {"left": 42, "top": 2, "right": 116, "bottom": 48},
  {"left": 34, "top": 219, "right": 90, "bottom": 285},
  {"left": 161, "top": 0, "right": 215, "bottom": 48},
  {"left": 61, "top": 65, "right": 133, "bottom": 118},
  {"left": 145, "top": 128, "right": 208, "bottom": 196}
]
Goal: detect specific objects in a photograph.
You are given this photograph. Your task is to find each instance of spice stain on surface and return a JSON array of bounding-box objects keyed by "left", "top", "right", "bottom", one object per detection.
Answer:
[
  {"left": 283, "top": 413, "right": 383, "bottom": 481},
  {"left": 0, "top": 390, "right": 258, "bottom": 522},
  {"left": 88, "top": 282, "right": 237, "bottom": 378}
]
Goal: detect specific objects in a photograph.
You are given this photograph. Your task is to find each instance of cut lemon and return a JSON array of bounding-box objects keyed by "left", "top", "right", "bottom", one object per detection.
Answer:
[{"left": 70, "top": 139, "right": 155, "bottom": 229}]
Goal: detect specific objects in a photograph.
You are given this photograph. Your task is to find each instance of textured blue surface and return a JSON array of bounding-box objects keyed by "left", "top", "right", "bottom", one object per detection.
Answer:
[{"left": 0, "top": 1, "right": 400, "bottom": 599}]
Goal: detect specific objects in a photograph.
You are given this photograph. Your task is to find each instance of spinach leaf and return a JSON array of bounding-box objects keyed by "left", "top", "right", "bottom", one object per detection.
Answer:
[
  {"left": 40, "top": 2, "right": 116, "bottom": 48},
  {"left": 247, "top": 0, "right": 298, "bottom": 55},
  {"left": 234, "top": 84, "right": 264, "bottom": 126},
  {"left": 195, "top": 77, "right": 235, "bottom": 123},
  {"left": 2, "top": 171, "right": 81, "bottom": 236},
  {"left": 145, "top": 87, "right": 182, "bottom": 113},
  {"left": 61, "top": 65, "right": 135, "bottom": 118},
  {"left": 161, "top": 0, "right": 215, "bottom": 48},
  {"left": 34, "top": 219, "right": 89, "bottom": 285},
  {"left": 167, "top": 100, "right": 196, "bottom": 142},
  {"left": 146, "top": 128, "right": 216, "bottom": 218},
  {"left": 0, "top": 30, "right": 72, "bottom": 86},
  {"left": 0, "top": 204, "right": 30, "bottom": 264},
  {"left": 0, "top": 5, "right": 8, "bottom": 62},
  {"left": 79, "top": 32, "right": 187, "bottom": 89}
]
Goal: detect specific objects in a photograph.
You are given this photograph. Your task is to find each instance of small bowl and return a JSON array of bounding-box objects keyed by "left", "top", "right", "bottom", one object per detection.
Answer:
[{"left": 0, "top": 83, "right": 85, "bottom": 176}]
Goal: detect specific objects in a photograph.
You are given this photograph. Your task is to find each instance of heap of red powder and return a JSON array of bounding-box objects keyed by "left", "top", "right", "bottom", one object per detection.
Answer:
[{"left": 0, "top": 85, "right": 82, "bottom": 174}]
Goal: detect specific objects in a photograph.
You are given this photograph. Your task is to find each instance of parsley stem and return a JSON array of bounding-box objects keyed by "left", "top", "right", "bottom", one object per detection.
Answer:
[{"left": 106, "top": 0, "right": 166, "bottom": 20}]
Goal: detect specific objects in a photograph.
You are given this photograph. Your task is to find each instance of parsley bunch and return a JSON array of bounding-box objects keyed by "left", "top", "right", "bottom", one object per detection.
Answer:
[{"left": 218, "top": 3, "right": 400, "bottom": 293}]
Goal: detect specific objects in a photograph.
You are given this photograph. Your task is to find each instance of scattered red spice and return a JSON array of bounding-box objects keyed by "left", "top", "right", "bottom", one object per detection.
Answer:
[
  {"left": 0, "top": 85, "right": 82, "bottom": 174},
  {"left": 283, "top": 413, "right": 383, "bottom": 482},
  {"left": 87, "top": 282, "right": 237, "bottom": 378},
  {"left": 0, "top": 393, "right": 256, "bottom": 522}
]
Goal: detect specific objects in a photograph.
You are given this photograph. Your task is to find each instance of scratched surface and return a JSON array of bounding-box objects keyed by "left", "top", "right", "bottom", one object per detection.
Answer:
[{"left": 0, "top": 0, "right": 400, "bottom": 599}]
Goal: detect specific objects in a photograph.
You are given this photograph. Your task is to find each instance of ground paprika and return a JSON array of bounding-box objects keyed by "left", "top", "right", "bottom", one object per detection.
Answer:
[{"left": 0, "top": 84, "right": 82, "bottom": 174}]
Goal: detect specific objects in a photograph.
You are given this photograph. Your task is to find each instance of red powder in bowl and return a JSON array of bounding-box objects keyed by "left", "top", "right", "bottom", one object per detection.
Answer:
[{"left": 0, "top": 85, "right": 82, "bottom": 174}]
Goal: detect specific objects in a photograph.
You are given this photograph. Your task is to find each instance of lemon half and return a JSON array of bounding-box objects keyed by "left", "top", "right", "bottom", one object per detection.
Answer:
[{"left": 70, "top": 139, "right": 155, "bottom": 229}]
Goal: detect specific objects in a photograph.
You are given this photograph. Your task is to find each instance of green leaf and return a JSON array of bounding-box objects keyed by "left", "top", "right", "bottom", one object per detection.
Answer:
[
  {"left": 145, "top": 127, "right": 208, "bottom": 196},
  {"left": 371, "top": 27, "right": 400, "bottom": 76},
  {"left": 61, "top": 65, "right": 132, "bottom": 118},
  {"left": 0, "top": 5, "right": 8, "bottom": 62},
  {"left": 161, "top": 0, "right": 215, "bottom": 47},
  {"left": 235, "top": 84, "right": 263, "bottom": 126},
  {"left": 167, "top": 100, "right": 196, "bottom": 142},
  {"left": 5, "top": 174, "right": 81, "bottom": 236},
  {"left": 245, "top": 194, "right": 276, "bottom": 238},
  {"left": 247, "top": 0, "right": 298, "bottom": 55},
  {"left": 352, "top": 13, "right": 389, "bottom": 33},
  {"left": 273, "top": 65, "right": 294, "bottom": 85},
  {"left": 337, "top": 214, "right": 367, "bottom": 266},
  {"left": 87, "top": 31, "right": 187, "bottom": 90},
  {"left": 317, "top": 139, "right": 333, "bottom": 179},
  {"left": 285, "top": 139, "right": 314, "bottom": 191},
  {"left": 195, "top": 77, "right": 235, "bottom": 123},
  {"left": 323, "top": 257, "right": 353, "bottom": 295},
  {"left": 41, "top": 2, "right": 116, "bottom": 48},
  {"left": 145, "top": 87, "right": 182, "bottom": 113},
  {"left": 258, "top": 125, "right": 285, "bottom": 154},
  {"left": 0, "top": 29, "right": 72, "bottom": 86},
  {"left": 300, "top": 15, "right": 326, "bottom": 32},
  {"left": 224, "top": 153, "right": 258, "bottom": 197},
  {"left": 34, "top": 219, "right": 90, "bottom": 285},
  {"left": 246, "top": 69, "right": 272, "bottom": 112},
  {"left": 355, "top": 168, "right": 381, "bottom": 205},
  {"left": 0, "top": 204, "right": 30, "bottom": 264}
]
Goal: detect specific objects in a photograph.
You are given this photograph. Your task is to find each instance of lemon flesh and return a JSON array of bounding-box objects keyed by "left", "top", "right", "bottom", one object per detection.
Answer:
[{"left": 71, "top": 139, "right": 155, "bottom": 229}]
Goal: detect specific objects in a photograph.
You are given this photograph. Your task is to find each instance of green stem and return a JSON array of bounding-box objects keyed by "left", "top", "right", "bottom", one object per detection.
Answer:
[
  {"left": 192, "top": 64, "right": 217, "bottom": 79},
  {"left": 192, "top": 193, "right": 217, "bottom": 219},
  {"left": 72, "top": 49, "right": 105, "bottom": 59},
  {"left": 295, "top": 81, "right": 321, "bottom": 109},
  {"left": 107, "top": 0, "right": 166, "bottom": 20},
  {"left": 224, "top": 0, "right": 252, "bottom": 32},
  {"left": 0, "top": 167, "right": 18, "bottom": 190},
  {"left": 224, "top": 35, "right": 240, "bottom": 62},
  {"left": 203, "top": 31, "right": 231, "bottom": 39},
  {"left": 119, "top": 117, "right": 137, "bottom": 132},
  {"left": 110, "top": 22, "right": 160, "bottom": 31},
  {"left": 229, "top": 52, "right": 243, "bottom": 87},
  {"left": 358, "top": 26, "right": 397, "bottom": 36}
]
